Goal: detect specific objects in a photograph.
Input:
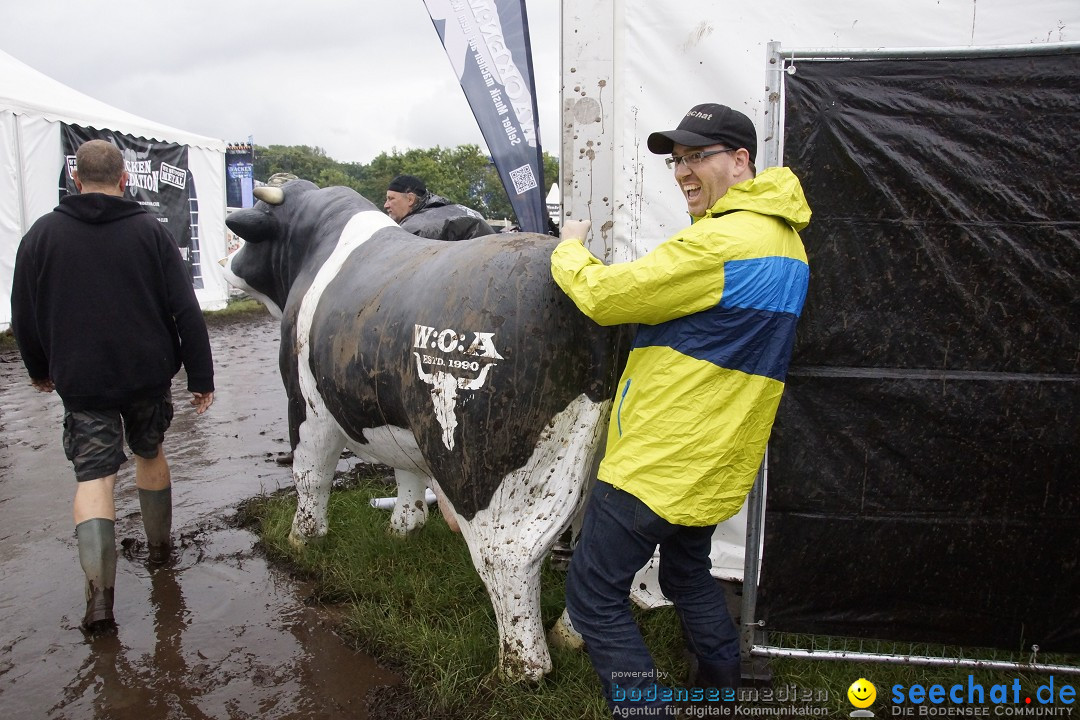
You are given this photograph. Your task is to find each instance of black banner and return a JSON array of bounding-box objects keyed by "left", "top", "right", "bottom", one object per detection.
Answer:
[
  {"left": 423, "top": 0, "right": 547, "bottom": 233},
  {"left": 60, "top": 125, "right": 204, "bottom": 289},
  {"left": 226, "top": 142, "right": 254, "bottom": 209},
  {"left": 759, "top": 50, "right": 1080, "bottom": 651}
]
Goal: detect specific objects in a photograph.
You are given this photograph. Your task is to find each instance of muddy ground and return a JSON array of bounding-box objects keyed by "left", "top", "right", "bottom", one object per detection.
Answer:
[{"left": 0, "top": 313, "right": 404, "bottom": 719}]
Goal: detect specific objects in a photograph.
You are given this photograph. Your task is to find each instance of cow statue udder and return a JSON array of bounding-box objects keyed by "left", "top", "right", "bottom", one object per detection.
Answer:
[{"left": 223, "top": 179, "right": 627, "bottom": 681}]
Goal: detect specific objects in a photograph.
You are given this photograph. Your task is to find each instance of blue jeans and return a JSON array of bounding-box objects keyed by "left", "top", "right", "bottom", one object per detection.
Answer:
[{"left": 566, "top": 481, "right": 740, "bottom": 716}]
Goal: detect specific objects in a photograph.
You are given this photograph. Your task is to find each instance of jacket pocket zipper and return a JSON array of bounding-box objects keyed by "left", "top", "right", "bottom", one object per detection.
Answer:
[{"left": 617, "top": 378, "right": 631, "bottom": 436}]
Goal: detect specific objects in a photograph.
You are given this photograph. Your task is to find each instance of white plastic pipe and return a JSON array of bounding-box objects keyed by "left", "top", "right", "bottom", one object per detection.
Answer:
[{"left": 369, "top": 488, "right": 437, "bottom": 511}]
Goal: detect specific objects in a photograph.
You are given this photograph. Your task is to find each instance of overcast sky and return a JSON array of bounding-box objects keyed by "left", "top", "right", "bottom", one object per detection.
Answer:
[{"left": 0, "top": 0, "right": 559, "bottom": 165}]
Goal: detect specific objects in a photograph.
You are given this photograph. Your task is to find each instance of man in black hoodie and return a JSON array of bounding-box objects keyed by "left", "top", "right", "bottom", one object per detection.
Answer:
[{"left": 10, "top": 139, "right": 215, "bottom": 633}]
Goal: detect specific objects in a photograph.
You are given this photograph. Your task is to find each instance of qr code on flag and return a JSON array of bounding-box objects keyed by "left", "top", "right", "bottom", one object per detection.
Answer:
[{"left": 509, "top": 164, "right": 539, "bottom": 195}]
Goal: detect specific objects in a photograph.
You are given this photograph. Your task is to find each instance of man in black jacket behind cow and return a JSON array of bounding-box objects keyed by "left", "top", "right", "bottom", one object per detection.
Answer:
[
  {"left": 384, "top": 173, "right": 495, "bottom": 240},
  {"left": 10, "top": 139, "right": 215, "bottom": 633}
]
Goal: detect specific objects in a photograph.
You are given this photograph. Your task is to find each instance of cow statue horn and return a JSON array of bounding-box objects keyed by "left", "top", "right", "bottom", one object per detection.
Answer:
[{"left": 254, "top": 186, "right": 285, "bottom": 205}]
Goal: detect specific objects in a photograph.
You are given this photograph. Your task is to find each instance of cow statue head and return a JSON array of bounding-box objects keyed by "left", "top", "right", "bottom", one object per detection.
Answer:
[{"left": 223, "top": 176, "right": 382, "bottom": 318}]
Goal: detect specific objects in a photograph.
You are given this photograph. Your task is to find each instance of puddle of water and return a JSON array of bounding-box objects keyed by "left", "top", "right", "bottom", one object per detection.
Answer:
[{"left": 0, "top": 316, "right": 399, "bottom": 718}]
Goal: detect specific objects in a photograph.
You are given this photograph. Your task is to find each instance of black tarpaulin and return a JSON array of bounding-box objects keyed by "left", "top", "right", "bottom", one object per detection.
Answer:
[
  {"left": 61, "top": 124, "right": 204, "bottom": 289},
  {"left": 759, "top": 48, "right": 1080, "bottom": 651}
]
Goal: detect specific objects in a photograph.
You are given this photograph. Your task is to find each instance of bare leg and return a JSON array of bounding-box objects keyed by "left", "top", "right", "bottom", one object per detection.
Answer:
[
  {"left": 135, "top": 444, "right": 171, "bottom": 491},
  {"left": 74, "top": 475, "right": 117, "bottom": 524}
]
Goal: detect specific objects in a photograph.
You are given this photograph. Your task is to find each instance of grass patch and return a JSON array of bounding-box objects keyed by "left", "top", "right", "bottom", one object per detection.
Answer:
[
  {"left": 0, "top": 328, "right": 15, "bottom": 354},
  {"left": 203, "top": 295, "right": 270, "bottom": 325},
  {"left": 242, "top": 465, "right": 1080, "bottom": 718},
  {"left": 243, "top": 467, "right": 651, "bottom": 719}
]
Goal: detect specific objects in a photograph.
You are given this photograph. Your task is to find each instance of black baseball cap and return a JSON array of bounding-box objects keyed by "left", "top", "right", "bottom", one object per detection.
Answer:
[
  {"left": 388, "top": 174, "right": 427, "bottom": 195},
  {"left": 647, "top": 103, "right": 757, "bottom": 163}
]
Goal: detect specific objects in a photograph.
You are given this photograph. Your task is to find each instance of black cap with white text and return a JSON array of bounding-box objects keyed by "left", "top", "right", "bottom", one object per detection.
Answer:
[{"left": 647, "top": 103, "right": 757, "bottom": 163}]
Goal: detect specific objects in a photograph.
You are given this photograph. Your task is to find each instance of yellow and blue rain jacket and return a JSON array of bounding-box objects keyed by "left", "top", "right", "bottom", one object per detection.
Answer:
[{"left": 551, "top": 166, "right": 811, "bottom": 526}]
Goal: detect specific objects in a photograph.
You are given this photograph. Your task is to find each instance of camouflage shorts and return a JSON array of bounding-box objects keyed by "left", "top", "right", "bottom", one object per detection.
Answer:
[{"left": 62, "top": 394, "right": 174, "bottom": 482}]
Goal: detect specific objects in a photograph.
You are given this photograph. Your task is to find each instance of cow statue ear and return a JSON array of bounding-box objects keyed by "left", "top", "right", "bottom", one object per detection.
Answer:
[{"left": 226, "top": 207, "right": 281, "bottom": 245}]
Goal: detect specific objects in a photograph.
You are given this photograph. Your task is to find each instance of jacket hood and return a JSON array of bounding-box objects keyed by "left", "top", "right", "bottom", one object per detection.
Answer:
[
  {"left": 699, "top": 166, "right": 811, "bottom": 231},
  {"left": 414, "top": 193, "right": 454, "bottom": 212},
  {"left": 56, "top": 193, "right": 146, "bottom": 224}
]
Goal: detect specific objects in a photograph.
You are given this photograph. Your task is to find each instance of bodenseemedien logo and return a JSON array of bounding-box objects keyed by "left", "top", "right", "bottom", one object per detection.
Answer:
[{"left": 849, "top": 678, "right": 878, "bottom": 717}]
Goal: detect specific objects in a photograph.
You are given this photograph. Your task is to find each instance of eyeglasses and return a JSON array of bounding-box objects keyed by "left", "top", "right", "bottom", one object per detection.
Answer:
[{"left": 665, "top": 148, "right": 736, "bottom": 170}]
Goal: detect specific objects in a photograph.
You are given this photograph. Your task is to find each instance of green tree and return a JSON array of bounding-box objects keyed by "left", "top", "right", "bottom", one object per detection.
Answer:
[
  {"left": 250, "top": 143, "right": 559, "bottom": 229},
  {"left": 360, "top": 145, "right": 492, "bottom": 211},
  {"left": 253, "top": 145, "right": 339, "bottom": 184}
]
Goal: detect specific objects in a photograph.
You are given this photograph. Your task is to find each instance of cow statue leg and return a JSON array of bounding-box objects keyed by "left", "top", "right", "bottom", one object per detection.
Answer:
[
  {"left": 453, "top": 394, "right": 610, "bottom": 681},
  {"left": 289, "top": 413, "right": 347, "bottom": 545},
  {"left": 388, "top": 468, "right": 429, "bottom": 536}
]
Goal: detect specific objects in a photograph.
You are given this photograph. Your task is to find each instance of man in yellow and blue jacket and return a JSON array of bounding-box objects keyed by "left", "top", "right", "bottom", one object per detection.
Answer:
[{"left": 551, "top": 102, "right": 810, "bottom": 716}]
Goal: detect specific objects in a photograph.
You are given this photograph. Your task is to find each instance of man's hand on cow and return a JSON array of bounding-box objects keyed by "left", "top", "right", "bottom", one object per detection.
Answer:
[
  {"left": 561, "top": 219, "right": 591, "bottom": 243},
  {"left": 31, "top": 378, "right": 55, "bottom": 393},
  {"left": 191, "top": 391, "right": 214, "bottom": 415}
]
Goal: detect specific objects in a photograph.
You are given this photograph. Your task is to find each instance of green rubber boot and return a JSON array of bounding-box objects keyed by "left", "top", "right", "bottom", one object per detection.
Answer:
[
  {"left": 138, "top": 487, "right": 173, "bottom": 565},
  {"left": 76, "top": 518, "right": 117, "bottom": 632}
]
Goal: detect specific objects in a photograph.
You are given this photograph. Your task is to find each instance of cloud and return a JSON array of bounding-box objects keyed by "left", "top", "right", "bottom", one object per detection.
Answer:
[{"left": 0, "top": 0, "right": 559, "bottom": 164}]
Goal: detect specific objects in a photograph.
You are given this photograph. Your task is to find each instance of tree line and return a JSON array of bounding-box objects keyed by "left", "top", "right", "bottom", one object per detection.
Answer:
[{"left": 252, "top": 144, "right": 559, "bottom": 225}]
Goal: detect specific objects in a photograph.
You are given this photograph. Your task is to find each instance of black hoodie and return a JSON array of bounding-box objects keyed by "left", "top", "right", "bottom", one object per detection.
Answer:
[{"left": 11, "top": 193, "right": 214, "bottom": 410}]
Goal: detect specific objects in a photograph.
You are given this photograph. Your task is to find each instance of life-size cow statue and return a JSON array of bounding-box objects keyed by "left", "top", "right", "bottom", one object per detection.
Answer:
[{"left": 223, "top": 178, "right": 628, "bottom": 681}]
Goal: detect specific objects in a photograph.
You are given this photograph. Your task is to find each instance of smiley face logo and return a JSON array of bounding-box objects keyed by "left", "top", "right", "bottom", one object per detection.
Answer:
[{"left": 848, "top": 678, "right": 876, "bottom": 708}]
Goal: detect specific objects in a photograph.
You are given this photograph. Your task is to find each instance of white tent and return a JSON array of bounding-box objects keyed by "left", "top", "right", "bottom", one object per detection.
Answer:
[
  {"left": 545, "top": 182, "right": 560, "bottom": 226},
  {"left": 0, "top": 49, "right": 229, "bottom": 331}
]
